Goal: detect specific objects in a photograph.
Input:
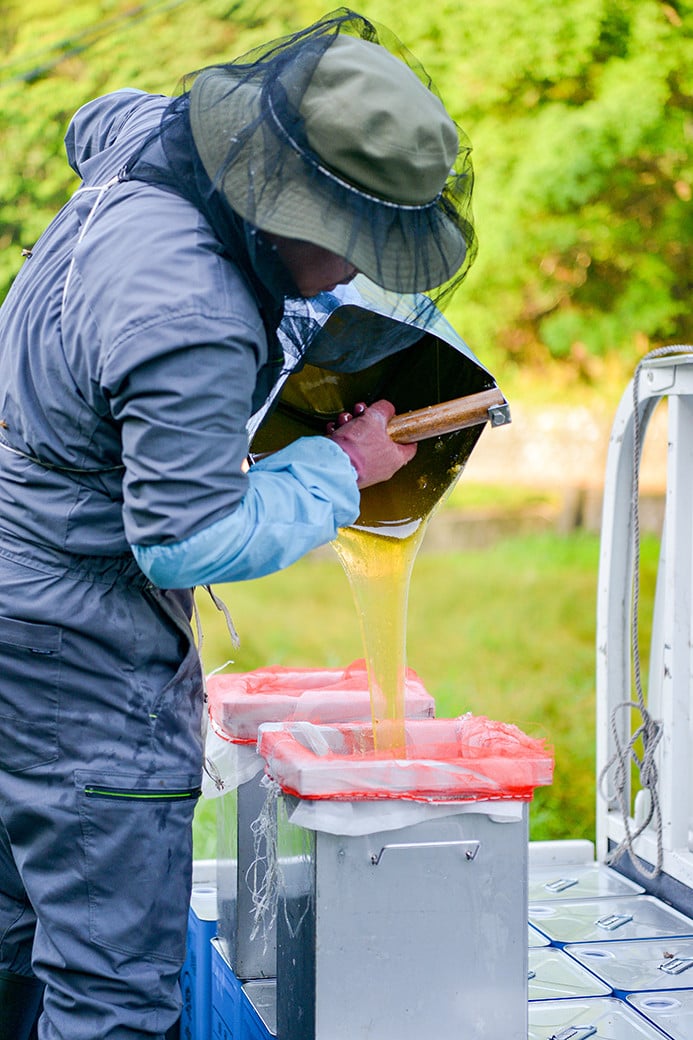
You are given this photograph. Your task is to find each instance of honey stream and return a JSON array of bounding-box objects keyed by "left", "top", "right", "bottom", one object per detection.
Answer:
[
  {"left": 251, "top": 353, "right": 490, "bottom": 756},
  {"left": 331, "top": 522, "right": 427, "bottom": 752},
  {"left": 331, "top": 443, "right": 464, "bottom": 754}
]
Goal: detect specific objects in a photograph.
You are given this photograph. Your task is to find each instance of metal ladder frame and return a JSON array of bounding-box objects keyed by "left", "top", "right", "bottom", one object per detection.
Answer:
[{"left": 596, "top": 350, "right": 693, "bottom": 889}]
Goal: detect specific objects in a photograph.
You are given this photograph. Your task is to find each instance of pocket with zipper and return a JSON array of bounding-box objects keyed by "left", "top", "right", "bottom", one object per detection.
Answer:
[
  {"left": 76, "top": 769, "right": 201, "bottom": 962},
  {"left": 83, "top": 784, "right": 201, "bottom": 802}
]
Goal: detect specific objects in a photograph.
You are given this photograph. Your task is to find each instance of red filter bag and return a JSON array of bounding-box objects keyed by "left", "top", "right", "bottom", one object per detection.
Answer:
[
  {"left": 207, "top": 659, "right": 435, "bottom": 744},
  {"left": 256, "top": 715, "right": 554, "bottom": 803}
]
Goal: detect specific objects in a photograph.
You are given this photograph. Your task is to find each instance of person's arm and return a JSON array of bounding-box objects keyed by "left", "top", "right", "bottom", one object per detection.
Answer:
[
  {"left": 96, "top": 191, "right": 414, "bottom": 589},
  {"left": 105, "top": 307, "right": 414, "bottom": 588},
  {"left": 131, "top": 399, "right": 416, "bottom": 589},
  {"left": 132, "top": 435, "right": 361, "bottom": 587},
  {"left": 105, "top": 319, "right": 357, "bottom": 584}
]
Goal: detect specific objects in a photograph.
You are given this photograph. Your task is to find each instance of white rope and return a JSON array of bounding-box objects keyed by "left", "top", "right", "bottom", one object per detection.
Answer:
[
  {"left": 191, "top": 592, "right": 225, "bottom": 793},
  {"left": 247, "top": 776, "right": 282, "bottom": 951},
  {"left": 599, "top": 345, "right": 691, "bottom": 879},
  {"left": 247, "top": 778, "right": 312, "bottom": 949}
]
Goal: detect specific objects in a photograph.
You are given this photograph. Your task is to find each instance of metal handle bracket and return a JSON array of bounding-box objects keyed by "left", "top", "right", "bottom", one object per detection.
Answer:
[
  {"left": 659, "top": 956, "right": 693, "bottom": 975},
  {"left": 370, "top": 839, "right": 481, "bottom": 866},
  {"left": 549, "top": 1027, "right": 597, "bottom": 1040},
  {"left": 595, "top": 912, "right": 633, "bottom": 931},
  {"left": 544, "top": 877, "right": 579, "bottom": 893}
]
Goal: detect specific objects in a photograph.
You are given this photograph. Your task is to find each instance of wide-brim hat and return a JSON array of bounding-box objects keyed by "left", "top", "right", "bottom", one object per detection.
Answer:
[{"left": 189, "top": 33, "right": 474, "bottom": 294}]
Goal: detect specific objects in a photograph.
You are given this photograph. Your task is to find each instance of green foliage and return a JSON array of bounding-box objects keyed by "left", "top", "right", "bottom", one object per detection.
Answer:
[{"left": 1, "top": 0, "right": 691, "bottom": 372}]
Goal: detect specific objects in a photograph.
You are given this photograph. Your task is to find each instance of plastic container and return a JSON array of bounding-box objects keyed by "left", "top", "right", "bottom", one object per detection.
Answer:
[
  {"left": 180, "top": 866, "right": 217, "bottom": 1040},
  {"left": 529, "top": 862, "right": 645, "bottom": 903},
  {"left": 258, "top": 716, "right": 552, "bottom": 1040},
  {"left": 242, "top": 981, "right": 277, "bottom": 1040},
  {"left": 208, "top": 660, "right": 434, "bottom": 745},
  {"left": 213, "top": 662, "right": 435, "bottom": 981},
  {"left": 529, "top": 923, "right": 552, "bottom": 948},
  {"left": 528, "top": 895, "right": 693, "bottom": 947},
  {"left": 566, "top": 938, "right": 693, "bottom": 996},
  {"left": 628, "top": 989, "right": 693, "bottom": 1040},
  {"left": 529, "top": 839, "right": 596, "bottom": 868},
  {"left": 528, "top": 947, "right": 612, "bottom": 1000},
  {"left": 528, "top": 996, "right": 673, "bottom": 1039},
  {"left": 210, "top": 938, "right": 243, "bottom": 1040},
  {"left": 257, "top": 715, "right": 554, "bottom": 802}
]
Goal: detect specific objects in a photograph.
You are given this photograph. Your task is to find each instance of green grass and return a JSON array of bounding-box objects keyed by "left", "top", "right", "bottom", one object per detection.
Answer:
[
  {"left": 192, "top": 527, "right": 659, "bottom": 859},
  {"left": 443, "top": 480, "right": 562, "bottom": 515}
]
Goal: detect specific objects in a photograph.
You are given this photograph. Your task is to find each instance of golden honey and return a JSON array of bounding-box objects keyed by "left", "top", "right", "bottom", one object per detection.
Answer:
[
  {"left": 251, "top": 333, "right": 493, "bottom": 755},
  {"left": 332, "top": 450, "right": 463, "bottom": 753}
]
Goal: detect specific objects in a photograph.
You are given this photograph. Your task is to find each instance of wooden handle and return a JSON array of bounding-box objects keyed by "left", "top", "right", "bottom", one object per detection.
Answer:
[
  {"left": 386, "top": 387, "right": 507, "bottom": 444},
  {"left": 249, "top": 387, "right": 508, "bottom": 464}
]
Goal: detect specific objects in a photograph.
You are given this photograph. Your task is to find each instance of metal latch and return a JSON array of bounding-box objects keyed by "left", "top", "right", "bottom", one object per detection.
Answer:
[
  {"left": 544, "top": 877, "right": 579, "bottom": 893},
  {"left": 549, "top": 1027, "right": 597, "bottom": 1040},
  {"left": 595, "top": 912, "right": 633, "bottom": 931},
  {"left": 658, "top": 956, "right": 693, "bottom": 975},
  {"left": 370, "top": 839, "right": 481, "bottom": 866}
]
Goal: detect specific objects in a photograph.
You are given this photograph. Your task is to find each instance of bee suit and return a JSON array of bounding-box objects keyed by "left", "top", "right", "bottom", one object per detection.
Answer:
[{"left": 0, "top": 12, "right": 476, "bottom": 1037}]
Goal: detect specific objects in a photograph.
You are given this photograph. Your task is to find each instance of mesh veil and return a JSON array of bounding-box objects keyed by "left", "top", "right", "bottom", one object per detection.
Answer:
[{"left": 124, "top": 8, "right": 477, "bottom": 337}]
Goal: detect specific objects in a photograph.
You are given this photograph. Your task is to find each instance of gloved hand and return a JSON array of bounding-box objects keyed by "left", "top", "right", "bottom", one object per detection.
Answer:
[{"left": 328, "top": 400, "right": 417, "bottom": 489}]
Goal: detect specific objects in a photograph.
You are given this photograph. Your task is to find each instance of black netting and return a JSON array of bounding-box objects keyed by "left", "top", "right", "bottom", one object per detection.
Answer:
[{"left": 124, "top": 7, "right": 477, "bottom": 343}]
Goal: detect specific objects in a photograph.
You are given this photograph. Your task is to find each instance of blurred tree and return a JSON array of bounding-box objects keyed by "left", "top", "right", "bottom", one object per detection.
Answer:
[
  {"left": 1, "top": 0, "right": 690, "bottom": 374},
  {"left": 437, "top": 0, "right": 692, "bottom": 373}
]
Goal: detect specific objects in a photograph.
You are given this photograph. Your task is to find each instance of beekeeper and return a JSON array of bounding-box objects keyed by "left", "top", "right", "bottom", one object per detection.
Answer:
[{"left": 0, "top": 10, "right": 476, "bottom": 1038}]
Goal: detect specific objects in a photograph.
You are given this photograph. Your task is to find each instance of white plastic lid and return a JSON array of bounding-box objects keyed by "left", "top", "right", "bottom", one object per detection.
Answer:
[{"left": 190, "top": 883, "right": 218, "bottom": 922}]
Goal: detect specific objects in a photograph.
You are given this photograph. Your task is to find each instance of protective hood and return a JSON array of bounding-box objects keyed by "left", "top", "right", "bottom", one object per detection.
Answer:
[{"left": 64, "top": 89, "right": 169, "bottom": 187}]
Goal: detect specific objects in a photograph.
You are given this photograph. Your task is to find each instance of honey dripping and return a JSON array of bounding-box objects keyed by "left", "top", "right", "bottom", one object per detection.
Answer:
[
  {"left": 332, "top": 441, "right": 464, "bottom": 754},
  {"left": 251, "top": 349, "right": 492, "bottom": 757},
  {"left": 331, "top": 522, "right": 425, "bottom": 753}
]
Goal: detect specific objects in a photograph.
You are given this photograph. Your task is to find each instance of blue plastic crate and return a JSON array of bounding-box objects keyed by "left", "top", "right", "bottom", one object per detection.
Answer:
[
  {"left": 242, "top": 981, "right": 277, "bottom": 1039},
  {"left": 180, "top": 880, "right": 217, "bottom": 1040},
  {"left": 628, "top": 989, "right": 693, "bottom": 1040},
  {"left": 211, "top": 938, "right": 243, "bottom": 1040}
]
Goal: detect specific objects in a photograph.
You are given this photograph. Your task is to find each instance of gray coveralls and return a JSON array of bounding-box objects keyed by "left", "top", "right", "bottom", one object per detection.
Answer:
[
  {"left": 0, "top": 89, "right": 337, "bottom": 1038},
  {"left": 0, "top": 78, "right": 491, "bottom": 1039}
]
